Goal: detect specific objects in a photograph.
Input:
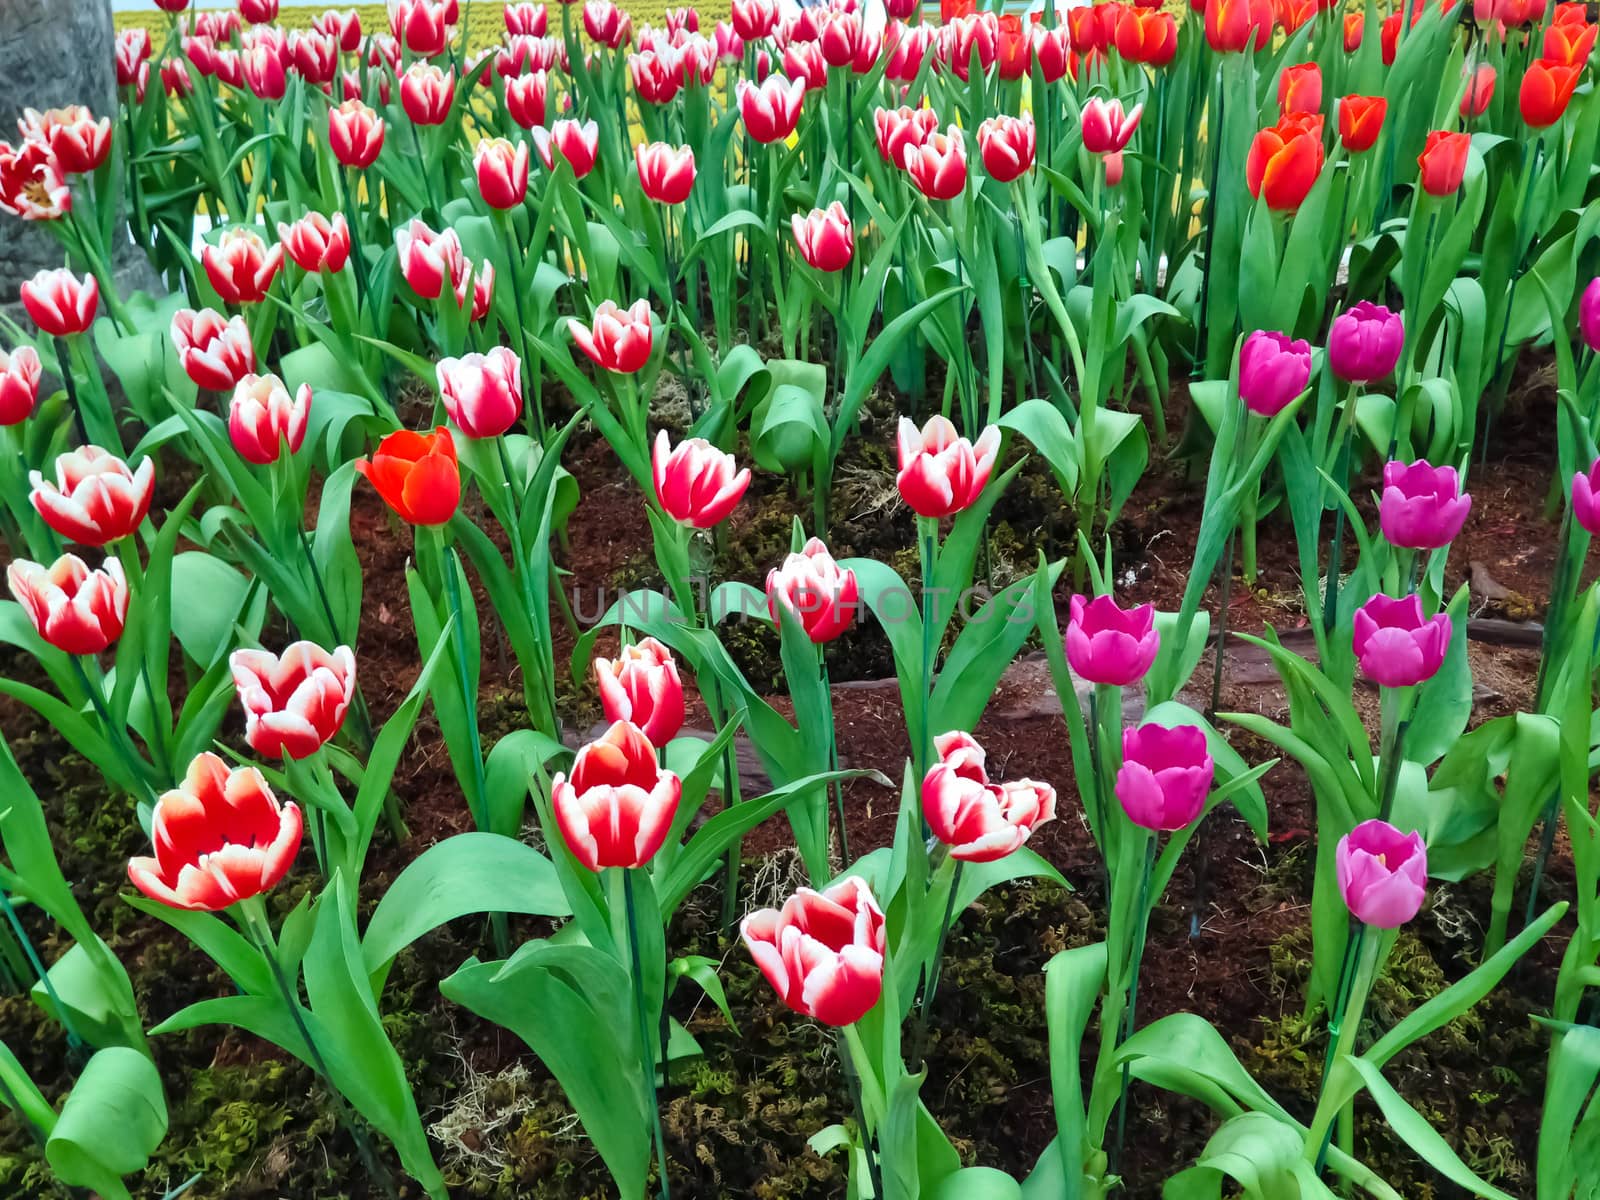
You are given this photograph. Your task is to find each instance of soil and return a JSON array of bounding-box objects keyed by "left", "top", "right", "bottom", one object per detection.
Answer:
[{"left": 0, "top": 346, "right": 1583, "bottom": 1200}]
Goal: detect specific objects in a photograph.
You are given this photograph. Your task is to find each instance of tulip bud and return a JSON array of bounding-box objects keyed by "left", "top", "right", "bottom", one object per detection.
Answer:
[
  {"left": 229, "top": 374, "right": 312, "bottom": 465},
  {"left": 1343, "top": 11, "right": 1363, "bottom": 49},
  {"left": 1379, "top": 460, "right": 1472, "bottom": 550},
  {"left": 820, "top": 10, "right": 864, "bottom": 66},
  {"left": 1080, "top": 97, "right": 1142, "bottom": 154},
  {"left": 583, "top": 1, "right": 628, "bottom": 45},
  {"left": 328, "top": 99, "right": 385, "bottom": 169},
  {"left": 436, "top": 347, "right": 523, "bottom": 440},
  {"left": 395, "top": 219, "right": 465, "bottom": 301},
  {"left": 742, "top": 877, "right": 885, "bottom": 1026},
  {"left": 895, "top": 414, "right": 1000, "bottom": 518},
  {"left": 1572, "top": 457, "right": 1600, "bottom": 536},
  {"left": 1352, "top": 593, "right": 1452, "bottom": 687},
  {"left": 355, "top": 426, "right": 462, "bottom": 526},
  {"left": 532, "top": 118, "right": 600, "bottom": 177},
  {"left": 593, "top": 638, "right": 685, "bottom": 745},
  {"left": 20, "top": 268, "right": 98, "bottom": 337},
  {"left": 1337, "top": 820, "right": 1427, "bottom": 928},
  {"left": 977, "top": 112, "right": 1035, "bottom": 183},
  {"left": 473, "top": 137, "right": 530, "bottom": 209},
  {"left": 552, "top": 721, "right": 683, "bottom": 870},
  {"left": 171, "top": 308, "right": 256, "bottom": 392},
  {"left": 1460, "top": 64, "right": 1496, "bottom": 119},
  {"left": 902, "top": 125, "right": 967, "bottom": 200},
  {"left": 1579, "top": 277, "right": 1600, "bottom": 353},
  {"left": 1543, "top": 20, "right": 1597, "bottom": 69},
  {"left": 570, "top": 299, "right": 653, "bottom": 374},
  {"left": 635, "top": 142, "right": 697, "bottom": 205},
  {"left": 1237, "top": 329, "right": 1311, "bottom": 416},
  {"left": 766, "top": 538, "right": 859, "bottom": 643},
  {"left": 201, "top": 228, "right": 285, "bottom": 305},
  {"left": 1417, "top": 130, "right": 1470, "bottom": 197},
  {"left": 230, "top": 642, "right": 356, "bottom": 761},
  {"left": 0, "top": 346, "right": 41, "bottom": 426},
  {"left": 452, "top": 258, "right": 495, "bottom": 323},
  {"left": 790, "top": 201, "right": 853, "bottom": 272},
  {"left": 277, "top": 212, "right": 351, "bottom": 275},
  {"left": 8, "top": 553, "right": 129, "bottom": 655},
  {"left": 505, "top": 1, "right": 549, "bottom": 35},
  {"left": 1117, "top": 723, "right": 1215, "bottom": 831},
  {"left": 1205, "top": 0, "right": 1272, "bottom": 51},
  {"left": 505, "top": 71, "right": 549, "bottom": 128},
  {"left": 401, "top": 63, "right": 457, "bottom": 126},
  {"left": 1065, "top": 593, "right": 1159, "bottom": 686},
  {"left": 128, "top": 754, "right": 303, "bottom": 911},
  {"left": 652, "top": 431, "right": 751, "bottom": 528},
  {"left": 390, "top": 0, "right": 452, "bottom": 57},
  {"left": 1327, "top": 301, "right": 1404, "bottom": 385},
  {"left": 1337, "top": 95, "right": 1386, "bottom": 153}
]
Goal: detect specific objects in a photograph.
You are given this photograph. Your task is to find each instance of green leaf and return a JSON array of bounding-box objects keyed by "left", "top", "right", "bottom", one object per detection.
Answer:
[
  {"left": 1043, "top": 942, "right": 1107, "bottom": 1192},
  {"left": 46, "top": 1047, "right": 168, "bottom": 1200}
]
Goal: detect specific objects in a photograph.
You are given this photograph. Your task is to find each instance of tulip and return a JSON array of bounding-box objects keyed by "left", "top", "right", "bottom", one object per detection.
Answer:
[
  {"left": 1352, "top": 593, "right": 1452, "bottom": 687},
  {"left": 940, "top": 13, "right": 1000, "bottom": 79},
  {"left": 1343, "top": 11, "right": 1363, "bottom": 49},
  {"left": 875, "top": 105, "right": 938, "bottom": 165},
  {"left": 1379, "top": 460, "right": 1472, "bottom": 550},
  {"left": 1327, "top": 301, "right": 1404, "bottom": 384},
  {"left": 1520, "top": 60, "right": 1582, "bottom": 128},
  {"left": 732, "top": 0, "right": 778, "bottom": 40},
  {"left": 20, "top": 269, "right": 97, "bottom": 337},
  {"left": 505, "top": 71, "right": 549, "bottom": 128},
  {"left": 201, "top": 229, "right": 285, "bottom": 308},
  {"left": 593, "top": 639, "right": 685, "bottom": 746},
  {"left": 30, "top": 447, "right": 154, "bottom": 547},
  {"left": 228, "top": 374, "right": 311, "bottom": 466},
  {"left": 1205, "top": 0, "right": 1272, "bottom": 51},
  {"left": 1336, "top": 819, "right": 1427, "bottom": 928},
  {"left": 791, "top": 201, "right": 853, "bottom": 272},
  {"left": 453, "top": 258, "right": 495, "bottom": 323},
  {"left": 1116, "top": 723, "right": 1215, "bottom": 831},
  {"left": 33, "top": 106, "right": 112, "bottom": 175},
  {"left": 171, "top": 308, "right": 255, "bottom": 392},
  {"left": 887, "top": 22, "right": 934, "bottom": 79},
  {"left": 1065, "top": 593, "right": 1159, "bottom": 686},
  {"left": 1237, "top": 329, "right": 1311, "bottom": 416},
  {"left": 652, "top": 431, "right": 751, "bottom": 528},
  {"left": 629, "top": 50, "right": 682, "bottom": 104},
  {"left": 531, "top": 119, "right": 600, "bottom": 177},
  {"left": 1379, "top": 12, "right": 1401, "bottom": 64},
  {"left": 472, "top": 137, "right": 530, "bottom": 210},
  {"left": 436, "top": 347, "right": 523, "bottom": 440},
  {"left": 391, "top": 0, "right": 452, "bottom": 57},
  {"left": 0, "top": 346, "right": 41, "bottom": 426},
  {"left": 1580, "top": 277, "right": 1600, "bottom": 353},
  {"left": 886, "top": 0, "right": 920, "bottom": 17},
  {"left": 328, "top": 99, "right": 385, "bottom": 169},
  {"left": 0, "top": 140, "right": 70, "bottom": 223},
  {"left": 977, "top": 112, "right": 1036, "bottom": 183},
  {"left": 192, "top": 9, "right": 241, "bottom": 40},
  {"left": 923, "top": 762, "right": 1057, "bottom": 862},
  {"left": 1460, "top": 64, "right": 1496, "bottom": 119},
  {"left": 635, "top": 142, "right": 696, "bottom": 205},
  {"left": 902, "top": 125, "right": 967, "bottom": 201},
  {"left": 1572, "top": 457, "right": 1600, "bottom": 535},
  {"left": 1417, "top": 130, "right": 1469, "bottom": 197},
  {"left": 395, "top": 220, "right": 465, "bottom": 300},
  {"left": 1034, "top": 25, "right": 1071, "bottom": 81},
  {"left": 665, "top": 5, "right": 699, "bottom": 34},
  {"left": 400, "top": 63, "right": 456, "bottom": 126},
  {"left": 1245, "top": 116, "right": 1324, "bottom": 212},
  {"left": 368, "top": 30, "right": 402, "bottom": 72},
  {"left": 287, "top": 30, "right": 339, "bottom": 84},
  {"left": 1278, "top": 62, "right": 1321, "bottom": 115},
  {"left": 852, "top": 27, "right": 885, "bottom": 74},
  {"left": 714, "top": 21, "right": 745, "bottom": 62},
  {"left": 117, "top": 30, "right": 152, "bottom": 88},
  {"left": 820, "top": 11, "right": 864, "bottom": 66},
  {"left": 1338, "top": 95, "right": 1387, "bottom": 153},
  {"left": 7, "top": 554, "right": 128, "bottom": 655},
  {"left": 995, "top": 11, "right": 1033, "bottom": 79},
  {"left": 933, "top": 729, "right": 988, "bottom": 782},
  {"left": 783, "top": 41, "right": 828, "bottom": 90},
  {"left": 241, "top": 44, "right": 288, "bottom": 100},
  {"left": 1543, "top": 20, "right": 1597, "bottom": 69},
  {"left": 895, "top": 414, "right": 1000, "bottom": 519},
  {"left": 570, "top": 299, "right": 653, "bottom": 374},
  {"left": 230, "top": 642, "right": 357, "bottom": 761},
  {"left": 552, "top": 721, "right": 682, "bottom": 871},
  {"left": 355, "top": 426, "right": 462, "bottom": 526},
  {"left": 276, "top": 212, "right": 351, "bottom": 276},
  {"left": 583, "top": 1, "right": 628, "bottom": 45},
  {"left": 741, "top": 876, "right": 885, "bottom": 1026},
  {"left": 1081, "top": 97, "right": 1142, "bottom": 154},
  {"left": 1114, "top": 8, "right": 1178, "bottom": 64},
  {"left": 1276, "top": 0, "right": 1318, "bottom": 34},
  {"left": 240, "top": 0, "right": 280, "bottom": 23},
  {"left": 161, "top": 58, "right": 194, "bottom": 98},
  {"left": 766, "top": 538, "right": 859, "bottom": 643},
  {"left": 183, "top": 35, "right": 219, "bottom": 78},
  {"left": 506, "top": 1, "right": 548, "bottom": 35},
  {"left": 127, "top": 753, "right": 304, "bottom": 912}
]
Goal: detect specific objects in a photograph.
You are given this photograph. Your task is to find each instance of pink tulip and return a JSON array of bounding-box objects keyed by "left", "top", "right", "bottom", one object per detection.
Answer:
[
  {"left": 436, "top": 347, "right": 522, "bottom": 439},
  {"left": 902, "top": 126, "right": 967, "bottom": 200},
  {"left": 895, "top": 415, "right": 1000, "bottom": 519},
  {"left": 20, "top": 269, "right": 98, "bottom": 337},
  {"left": 791, "top": 202, "right": 853, "bottom": 272},
  {"left": 1238, "top": 329, "right": 1312, "bottom": 416},
  {"left": 277, "top": 212, "right": 351, "bottom": 275},
  {"left": 1116, "top": 723, "right": 1214, "bottom": 831},
  {"left": 1573, "top": 456, "right": 1600, "bottom": 536},
  {"left": 228, "top": 374, "right": 311, "bottom": 465},
  {"left": 1379, "top": 460, "right": 1472, "bottom": 549},
  {"left": 1065, "top": 594, "right": 1159, "bottom": 686},
  {"left": 1328, "top": 301, "right": 1404, "bottom": 385},
  {"left": 7, "top": 553, "right": 129, "bottom": 654},
  {"left": 1351, "top": 593, "right": 1451, "bottom": 688},
  {"left": 552, "top": 721, "right": 683, "bottom": 871},
  {"left": 766, "top": 538, "right": 859, "bottom": 643},
  {"left": 0, "top": 346, "right": 41, "bottom": 426},
  {"left": 570, "top": 299, "right": 653, "bottom": 373},
  {"left": 30, "top": 447, "right": 154, "bottom": 547},
  {"left": 593, "top": 638, "right": 685, "bottom": 746},
  {"left": 652, "top": 431, "right": 751, "bottom": 528},
  {"left": 1336, "top": 819, "right": 1427, "bottom": 928},
  {"left": 635, "top": 142, "right": 697, "bottom": 205},
  {"left": 229, "top": 641, "right": 357, "bottom": 761},
  {"left": 742, "top": 876, "right": 885, "bottom": 1026},
  {"left": 201, "top": 229, "right": 284, "bottom": 306}
]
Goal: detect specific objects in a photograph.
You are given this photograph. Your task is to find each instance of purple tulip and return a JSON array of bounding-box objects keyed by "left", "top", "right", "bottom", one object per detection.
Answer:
[
  {"left": 1580, "top": 278, "right": 1600, "bottom": 354},
  {"left": 1336, "top": 819, "right": 1427, "bottom": 928},
  {"left": 1065, "top": 594, "right": 1160, "bottom": 686},
  {"left": 1573, "top": 457, "right": 1600, "bottom": 536},
  {"left": 1351, "top": 593, "right": 1452, "bottom": 688},
  {"left": 1379, "top": 459, "right": 1472, "bottom": 549},
  {"left": 1237, "top": 330, "right": 1312, "bottom": 417},
  {"left": 1115, "top": 722, "right": 1214, "bottom": 831},
  {"left": 1327, "top": 302, "right": 1404, "bottom": 385}
]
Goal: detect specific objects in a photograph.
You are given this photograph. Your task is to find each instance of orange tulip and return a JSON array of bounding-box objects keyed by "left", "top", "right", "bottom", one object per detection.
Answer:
[
  {"left": 355, "top": 427, "right": 461, "bottom": 526},
  {"left": 1543, "top": 20, "right": 1597, "bottom": 68},
  {"left": 1343, "top": 12, "right": 1363, "bottom": 49},
  {"left": 1338, "top": 95, "right": 1387, "bottom": 152},
  {"left": 1417, "top": 130, "right": 1470, "bottom": 196},
  {"left": 1278, "top": 63, "right": 1322, "bottom": 114},
  {"left": 1115, "top": 8, "right": 1177, "bottom": 64},
  {"left": 1275, "top": 0, "right": 1317, "bottom": 33},
  {"left": 1520, "top": 59, "right": 1582, "bottom": 127},
  {"left": 1245, "top": 116, "right": 1324, "bottom": 211}
]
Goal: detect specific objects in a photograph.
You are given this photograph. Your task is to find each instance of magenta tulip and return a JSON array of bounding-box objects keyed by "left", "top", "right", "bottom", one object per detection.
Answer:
[
  {"left": 1327, "top": 301, "right": 1404, "bottom": 384},
  {"left": 1115, "top": 723, "right": 1214, "bottom": 831},
  {"left": 1336, "top": 819, "right": 1427, "bottom": 928},
  {"left": 1573, "top": 457, "right": 1600, "bottom": 536},
  {"left": 1065, "top": 594, "right": 1159, "bottom": 686},
  {"left": 1237, "top": 330, "right": 1311, "bottom": 416},
  {"left": 1379, "top": 460, "right": 1472, "bottom": 549},
  {"left": 1580, "top": 278, "right": 1600, "bottom": 354},
  {"left": 1351, "top": 593, "right": 1451, "bottom": 687}
]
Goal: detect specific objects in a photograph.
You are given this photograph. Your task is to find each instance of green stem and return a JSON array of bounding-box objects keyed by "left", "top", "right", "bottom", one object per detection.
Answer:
[
  {"left": 0, "top": 889, "right": 86, "bottom": 1051},
  {"left": 839, "top": 1028, "right": 885, "bottom": 1200},
  {"left": 493, "top": 437, "right": 558, "bottom": 734},
  {"left": 819, "top": 644, "right": 848, "bottom": 871},
  {"left": 910, "top": 859, "right": 962, "bottom": 1074},
  {"left": 623, "top": 869, "right": 672, "bottom": 1200},
  {"left": 916, "top": 516, "right": 939, "bottom": 784},
  {"left": 68, "top": 656, "right": 157, "bottom": 811},
  {"left": 1112, "top": 832, "right": 1158, "bottom": 1173},
  {"left": 1308, "top": 924, "right": 1379, "bottom": 1171}
]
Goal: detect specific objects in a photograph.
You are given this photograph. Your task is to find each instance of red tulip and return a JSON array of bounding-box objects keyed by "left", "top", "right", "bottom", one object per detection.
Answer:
[
  {"left": 242, "top": 44, "right": 288, "bottom": 99},
  {"left": 328, "top": 99, "right": 385, "bottom": 168},
  {"left": 1114, "top": 8, "right": 1177, "bottom": 64},
  {"left": 715, "top": 21, "right": 745, "bottom": 62},
  {"left": 532, "top": 118, "right": 599, "bottom": 177},
  {"left": 287, "top": 30, "right": 339, "bottom": 85},
  {"left": 1205, "top": 0, "right": 1272, "bottom": 51},
  {"left": 1543, "top": 20, "right": 1597, "bottom": 68},
  {"left": 202, "top": 228, "right": 284, "bottom": 305},
  {"left": 0, "top": 141, "right": 70, "bottom": 221},
  {"left": 742, "top": 876, "right": 885, "bottom": 1027},
  {"left": 636, "top": 141, "right": 697, "bottom": 205},
  {"left": 732, "top": 0, "right": 779, "bottom": 39},
  {"left": 902, "top": 125, "right": 967, "bottom": 200},
  {"left": 314, "top": 8, "right": 364, "bottom": 51},
  {"left": 161, "top": 58, "right": 194, "bottom": 98},
  {"left": 1343, "top": 11, "right": 1363, "bottom": 49},
  {"left": 505, "top": 71, "right": 549, "bottom": 128},
  {"left": 7, "top": 554, "right": 128, "bottom": 655},
  {"left": 0, "top": 346, "right": 41, "bottom": 426},
  {"left": 1069, "top": 5, "right": 1111, "bottom": 51},
  {"left": 1245, "top": 115, "right": 1325, "bottom": 211},
  {"left": 1278, "top": 62, "right": 1322, "bottom": 115},
  {"left": 896, "top": 415, "right": 1000, "bottom": 518},
  {"left": 171, "top": 307, "right": 255, "bottom": 391},
  {"left": 1555, "top": 1, "right": 1590, "bottom": 23},
  {"left": 923, "top": 758, "right": 1057, "bottom": 862},
  {"left": 128, "top": 753, "right": 303, "bottom": 911},
  {"left": 594, "top": 638, "right": 685, "bottom": 745},
  {"left": 228, "top": 374, "right": 311, "bottom": 465},
  {"left": 390, "top": 0, "right": 452, "bottom": 57},
  {"left": 939, "top": 12, "right": 1000, "bottom": 79},
  {"left": 1081, "top": 97, "right": 1142, "bottom": 153},
  {"left": 874, "top": 106, "right": 936, "bottom": 167},
  {"left": 368, "top": 30, "right": 402, "bottom": 72},
  {"left": 820, "top": 10, "right": 864, "bottom": 65},
  {"left": 506, "top": 1, "right": 549, "bottom": 35},
  {"left": 571, "top": 299, "right": 653, "bottom": 374},
  {"left": 1520, "top": 59, "right": 1582, "bottom": 128},
  {"left": 395, "top": 219, "right": 464, "bottom": 301},
  {"left": 978, "top": 112, "right": 1036, "bottom": 183},
  {"left": 629, "top": 50, "right": 681, "bottom": 104},
  {"left": 183, "top": 35, "right": 218, "bottom": 79},
  {"left": 1417, "top": 129, "right": 1469, "bottom": 196},
  {"left": 784, "top": 41, "right": 829, "bottom": 89},
  {"left": 277, "top": 212, "right": 350, "bottom": 275},
  {"left": 767, "top": 538, "right": 859, "bottom": 643},
  {"left": 31, "top": 106, "right": 111, "bottom": 174},
  {"left": 230, "top": 640, "right": 356, "bottom": 761},
  {"left": 1034, "top": 25, "right": 1071, "bottom": 80},
  {"left": 212, "top": 49, "right": 244, "bottom": 91},
  {"left": 552, "top": 721, "right": 682, "bottom": 871},
  {"left": 993, "top": 12, "right": 1033, "bottom": 78},
  {"left": 791, "top": 201, "right": 853, "bottom": 271},
  {"left": 886, "top": 22, "right": 934, "bottom": 79},
  {"left": 652, "top": 431, "right": 751, "bottom": 528},
  {"left": 436, "top": 347, "right": 523, "bottom": 439},
  {"left": 1380, "top": 12, "right": 1401, "bottom": 64},
  {"left": 240, "top": 0, "right": 279, "bottom": 25},
  {"left": 1338, "top": 95, "right": 1387, "bottom": 152},
  {"left": 20, "top": 268, "right": 98, "bottom": 336},
  {"left": 355, "top": 427, "right": 462, "bottom": 526},
  {"left": 584, "top": 0, "right": 629, "bottom": 45},
  {"left": 474, "top": 137, "right": 530, "bottom": 209},
  {"left": 28, "top": 446, "right": 153, "bottom": 547},
  {"left": 452, "top": 257, "right": 495, "bottom": 323},
  {"left": 401, "top": 63, "right": 456, "bottom": 126},
  {"left": 1274, "top": 0, "right": 1317, "bottom": 33}
]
